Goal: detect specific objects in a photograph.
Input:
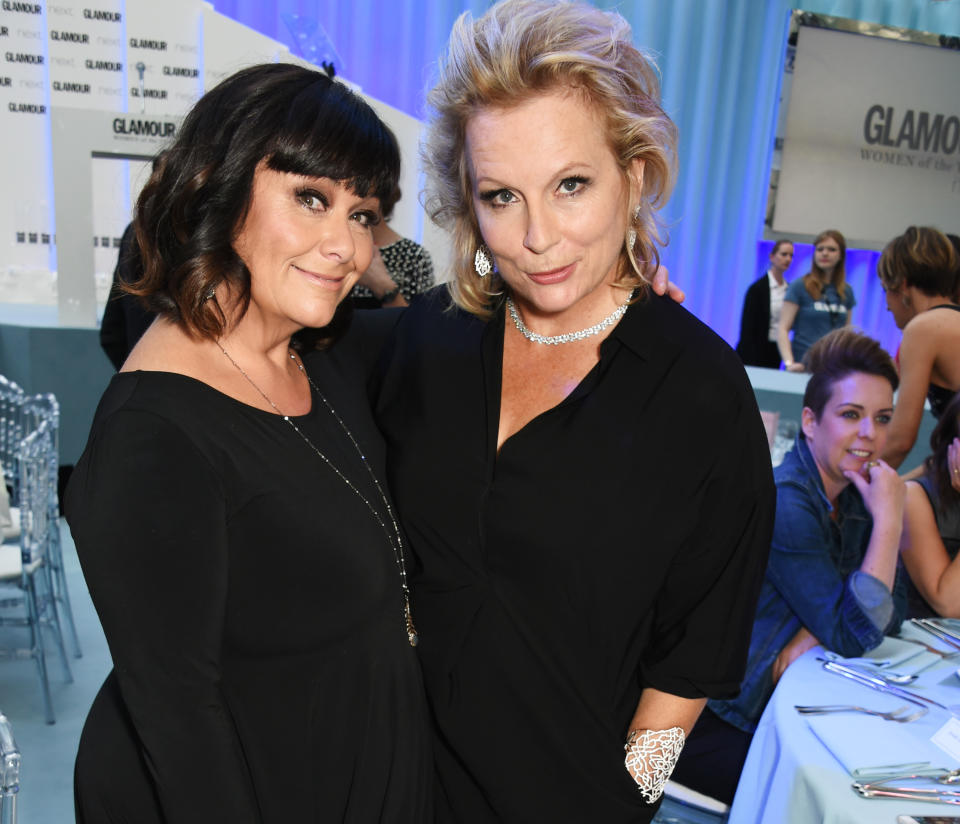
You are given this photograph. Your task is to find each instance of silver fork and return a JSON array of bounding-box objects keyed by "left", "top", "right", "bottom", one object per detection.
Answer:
[{"left": 795, "top": 704, "right": 928, "bottom": 722}]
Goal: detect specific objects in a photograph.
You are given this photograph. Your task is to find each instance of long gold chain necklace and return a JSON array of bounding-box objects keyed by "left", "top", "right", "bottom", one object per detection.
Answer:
[{"left": 217, "top": 343, "right": 418, "bottom": 647}]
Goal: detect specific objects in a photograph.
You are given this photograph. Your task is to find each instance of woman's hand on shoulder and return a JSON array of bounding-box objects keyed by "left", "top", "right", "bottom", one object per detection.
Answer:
[
  {"left": 649, "top": 264, "right": 684, "bottom": 304},
  {"left": 844, "top": 460, "right": 905, "bottom": 524}
]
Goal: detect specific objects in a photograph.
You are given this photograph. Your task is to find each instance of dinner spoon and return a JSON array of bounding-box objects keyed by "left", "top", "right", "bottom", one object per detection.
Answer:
[{"left": 828, "top": 661, "right": 919, "bottom": 685}]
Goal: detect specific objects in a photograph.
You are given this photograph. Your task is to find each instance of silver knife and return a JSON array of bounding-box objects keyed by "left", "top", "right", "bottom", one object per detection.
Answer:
[
  {"left": 911, "top": 619, "right": 960, "bottom": 652},
  {"left": 923, "top": 619, "right": 960, "bottom": 647},
  {"left": 820, "top": 659, "right": 948, "bottom": 710}
]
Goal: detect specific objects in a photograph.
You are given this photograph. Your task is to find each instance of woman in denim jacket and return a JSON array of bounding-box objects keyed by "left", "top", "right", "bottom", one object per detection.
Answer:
[{"left": 672, "top": 329, "right": 907, "bottom": 804}]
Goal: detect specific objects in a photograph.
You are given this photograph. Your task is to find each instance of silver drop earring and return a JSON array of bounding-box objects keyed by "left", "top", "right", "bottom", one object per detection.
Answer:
[
  {"left": 474, "top": 246, "right": 492, "bottom": 278},
  {"left": 627, "top": 204, "right": 640, "bottom": 249}
]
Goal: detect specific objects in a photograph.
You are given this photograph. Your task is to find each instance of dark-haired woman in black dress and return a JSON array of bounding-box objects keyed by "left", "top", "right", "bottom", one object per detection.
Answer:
[{"left": 66, "top": 63, "right": 431, "bottom": 823}]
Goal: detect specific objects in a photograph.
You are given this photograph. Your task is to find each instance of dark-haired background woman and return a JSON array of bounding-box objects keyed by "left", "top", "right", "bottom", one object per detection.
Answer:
[
  {"left": 349, "top": 131, "right": 435, "bottom": 310},
  {"left": 66, "top": 64, "right": 432, "bottom": 823},
  {"left": 877, "top": 226, "right": 960, "bottom": 468},
  {"left": 736, "top": 240, "right": 794, "bottom": 369}
]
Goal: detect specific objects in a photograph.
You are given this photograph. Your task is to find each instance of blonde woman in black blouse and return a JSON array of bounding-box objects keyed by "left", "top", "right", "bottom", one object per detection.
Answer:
[{"left": 370, "top": 2, "right": 774, "bottom": 820}]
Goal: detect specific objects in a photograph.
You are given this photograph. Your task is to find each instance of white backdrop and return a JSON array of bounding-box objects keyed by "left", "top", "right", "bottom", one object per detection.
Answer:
[
  {"left": 0, "top": 0, "right": 437, "bottom": 326},
  {"left": 773, "top": 23, "right": 960, "bottom": 249}
]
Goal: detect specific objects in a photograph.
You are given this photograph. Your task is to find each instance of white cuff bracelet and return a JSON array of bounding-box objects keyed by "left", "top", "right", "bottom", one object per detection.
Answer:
[{"left": 624, "top": 726, "right": 686, "bottom": 803}]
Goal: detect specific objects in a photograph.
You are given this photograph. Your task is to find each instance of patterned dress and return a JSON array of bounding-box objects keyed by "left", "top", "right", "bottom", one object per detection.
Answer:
[{"left": 351, "top": 237, "right": 435, "bottom": 308}]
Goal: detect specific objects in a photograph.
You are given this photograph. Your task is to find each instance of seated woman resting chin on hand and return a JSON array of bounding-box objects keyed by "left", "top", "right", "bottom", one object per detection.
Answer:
[{"left": 672, "top": 328, "right": 907, "bottom": 805}]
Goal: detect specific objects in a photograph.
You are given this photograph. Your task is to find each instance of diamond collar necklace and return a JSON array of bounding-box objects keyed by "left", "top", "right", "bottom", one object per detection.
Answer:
[
  {"left": 506, "top": 290, "right": 634, "bottom": 345},
  {"left": 217, "top": 342, "right": 418, "bottom": 647}
]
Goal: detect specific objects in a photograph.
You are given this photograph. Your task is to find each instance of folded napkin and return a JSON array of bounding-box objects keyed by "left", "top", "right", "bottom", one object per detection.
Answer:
[
  {"left": 807, "top": 713, "right": 956, "bottom": 778},
  {"left": 823, "top": 635, "right": 925, "bottom": 669}
]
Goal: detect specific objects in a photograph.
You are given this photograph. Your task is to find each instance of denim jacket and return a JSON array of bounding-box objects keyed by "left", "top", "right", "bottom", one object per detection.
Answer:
[{"left": 709, "top": 436, "right": 906, "bottom": 733}]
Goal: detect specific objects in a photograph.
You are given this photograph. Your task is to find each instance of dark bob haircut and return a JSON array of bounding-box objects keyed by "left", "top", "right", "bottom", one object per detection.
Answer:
[
  {"left": 877, "top": 226, "right": 959, "bottom": 299},
  {"left": 801, "top": 328, "right": 899, "bottom": 427},
  {"left": 130, "top": 62, "right": 400, "bottom": 345},
  {"left": 377, "top": 124, "right": 404, "bottom": 221}
]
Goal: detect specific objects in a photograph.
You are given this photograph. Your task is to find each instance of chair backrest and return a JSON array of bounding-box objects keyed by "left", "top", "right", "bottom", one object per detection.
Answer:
[
  {"left": 21, "top": 394, "right": 59, "bottom": 514},
  {"left": 21, "top": 394, "right": 58, "bottom": 448},
  {"left": 17, "top": 421, "right": 54, "bottom": 567},
  {"left": 0, "top": 710, "right": 20, "bottom": 808},
  {"left": 0, "top": 377, "right": 24, "bottom": 498}
]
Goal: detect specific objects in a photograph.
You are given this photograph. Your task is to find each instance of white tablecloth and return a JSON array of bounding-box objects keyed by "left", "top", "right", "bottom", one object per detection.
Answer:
[{"left": 729, "top": 633, "right": 960, "bottom": 823}]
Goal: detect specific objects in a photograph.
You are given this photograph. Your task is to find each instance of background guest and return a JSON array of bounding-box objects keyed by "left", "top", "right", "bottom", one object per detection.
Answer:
[
  {"left": 778, "top": 229, "right": 854, "bottom": 371},
  {"left": 949, "top": 233, "right": 960, "bottom": 302},
  {"left": 736, "top": 239, "right": 794, "bottom": 368},
  {"left": 98, "top": 154, "right": 165, "bottom": 370},
  {"left": 901, "top": 390, "right": 960, "bottom": 617},
  {"left": 674, "top": 328, "right": 906, "bottom": 804},
  {"left": 878, "top": 226, "right": 960, "bottom": 467},
  {"left": 351, "top": 128, "right": 435, "bottom": 309}
]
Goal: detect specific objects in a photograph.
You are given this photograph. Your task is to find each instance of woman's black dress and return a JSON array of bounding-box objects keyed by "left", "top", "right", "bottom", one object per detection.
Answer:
[{"left": 66, "top": 344, "right": 432, "bottom": 823}]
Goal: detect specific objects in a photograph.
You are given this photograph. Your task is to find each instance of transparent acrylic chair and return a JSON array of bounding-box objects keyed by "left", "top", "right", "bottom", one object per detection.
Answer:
[
  {"left": 0, "top": 420, "right": 73, "bottom": 724},
  {"left": 0, "top": 710, "right": 20, "bottom": 824},
  {"left": 20, "top": 394, "right": 80, "bottom": 658},
  {"left": 0, "top": 377, "right": 24, "bottom": 502}
]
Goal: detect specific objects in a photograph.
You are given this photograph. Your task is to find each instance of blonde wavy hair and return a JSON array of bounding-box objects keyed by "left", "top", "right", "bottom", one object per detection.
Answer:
[{"left": 422, "top": 0, "right": 678, "bottom": 318}]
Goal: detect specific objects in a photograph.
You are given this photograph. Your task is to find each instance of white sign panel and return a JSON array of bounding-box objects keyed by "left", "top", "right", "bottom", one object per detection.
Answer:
[
  {"left": 773, "top": 25, "right": 960, "bottom": 249},
  {"left": 125, "top": 0, "right": 201, "bottom": 116},
  {"left": 47, "top": 0, "right": 123, "bottom": 109},
  {"left": 1, "top": 0, "right": 54, "bottom": 297}
]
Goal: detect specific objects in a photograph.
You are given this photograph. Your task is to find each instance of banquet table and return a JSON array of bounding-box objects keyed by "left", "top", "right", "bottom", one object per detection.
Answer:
[{"left": 729, "top": 624, "right": 960, "bottom": 824}]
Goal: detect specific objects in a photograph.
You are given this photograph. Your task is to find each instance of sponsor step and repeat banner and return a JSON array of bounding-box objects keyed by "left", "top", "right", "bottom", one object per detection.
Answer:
[
  {"left": 0, "top": 0, "right": 290, "bottom": 324},
  {"left": 772, "top": 14, "right": 960, "bottom": 249}
]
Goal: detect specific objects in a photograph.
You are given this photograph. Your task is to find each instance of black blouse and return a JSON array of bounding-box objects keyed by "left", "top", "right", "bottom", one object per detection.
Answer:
[{"left": 371, "top": 288, "right": 775, "bottom": 823}]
